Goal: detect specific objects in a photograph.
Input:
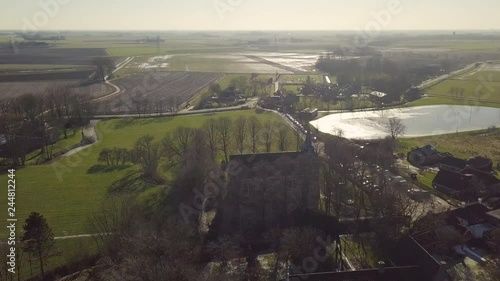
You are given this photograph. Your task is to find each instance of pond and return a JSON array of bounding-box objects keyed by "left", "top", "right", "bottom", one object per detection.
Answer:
[{"left": 311, "top": 105, "right": 500, "bottom": 140}]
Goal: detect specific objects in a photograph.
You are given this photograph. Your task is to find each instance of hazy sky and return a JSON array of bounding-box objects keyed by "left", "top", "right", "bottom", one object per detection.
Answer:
[{"left": 1, "top": 0, "right": 499, "bottom": 31}]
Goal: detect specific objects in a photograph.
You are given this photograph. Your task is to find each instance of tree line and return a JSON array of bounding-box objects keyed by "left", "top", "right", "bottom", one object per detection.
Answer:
[
  {"left": 101, "top": 115, "right": 301, "bottom": 183},
  {"left": 0, "top": 87, "right": 98, "bottom": 166}
]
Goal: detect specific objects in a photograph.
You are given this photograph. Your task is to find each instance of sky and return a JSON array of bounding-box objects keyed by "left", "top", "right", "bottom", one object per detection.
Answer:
[{"left": 0, "top": 0, "right": 499, "bottom": 31}]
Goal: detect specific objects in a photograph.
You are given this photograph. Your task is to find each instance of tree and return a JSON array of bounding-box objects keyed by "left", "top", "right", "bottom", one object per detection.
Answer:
[
  {"left": 99, "top": 148, "right": 112, "bottom": 165},
  {"left": 21, "top": 212, "right": 57, "bottom": 279},
  {"left": 248, "top": 116, "right": 262, "bottom": 153},
  {"left": 215, "top": 117, "right": 233, "bottom": 162},
  {"left": 130, "top": 135, "right": 163, "bottom": 183},
  {"left": 203, "top": 118, "right": 219, "bottom": 160},
  {"left": 262, "top": 121, "right": 276, "bottom": 153},
  {"left": 277, "top": 125, "right": 290, "bottom": 152},
  {"left": 92, "top": 57, "right": 115, "bottom": 81},
  {"left": 162, "top": 127, "right": 194, "bottom": 169},
  {"left": 386, "top": 117, "right": 406, "bottom": 140},
  {"left": 234, "top": 116, "right": 247, "bottom": 154}
]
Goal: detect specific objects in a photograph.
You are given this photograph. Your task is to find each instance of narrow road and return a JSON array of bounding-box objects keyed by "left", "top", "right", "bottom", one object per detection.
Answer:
[
  {"left": 94, "top": 98, "right": 259, "bottom": 119},
  {"left": 63, "top": 120, "right": 99, "bottom": 157},
  {"left": 417, "top": 62, "right": 482, "bottom": 90}
]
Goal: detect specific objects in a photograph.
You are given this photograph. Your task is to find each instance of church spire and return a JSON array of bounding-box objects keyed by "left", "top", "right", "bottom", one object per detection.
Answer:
[{"left": 301, "top": 125, "right": 316, "bottom": 154}]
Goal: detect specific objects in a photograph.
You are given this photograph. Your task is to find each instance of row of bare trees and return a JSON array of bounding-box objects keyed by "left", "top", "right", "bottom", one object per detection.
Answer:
[{"left": 0, "top": 86, "right": 102, "bottom": 166}]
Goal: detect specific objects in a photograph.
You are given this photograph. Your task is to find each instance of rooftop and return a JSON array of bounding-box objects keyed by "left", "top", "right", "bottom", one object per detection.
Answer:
[
  {"left": 448, "top": 203, "right": 491, "bottom": 225},
  {"left": 433, "top": 169, "right": 473, "bottom": 191},
  {"left": 439, "top": 156, "right": 467, "bottom": 170},
  {"left": 414, "top": 144, "right": 439, "bottom": 157},
  {"left": 486, "top": 209, "right": 500, "bottom": 221},
  {"left": 461, "top": 168, "right": 500, "bottom": 187}
]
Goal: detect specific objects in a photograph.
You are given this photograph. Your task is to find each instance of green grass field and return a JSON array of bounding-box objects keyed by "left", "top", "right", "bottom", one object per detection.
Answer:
[
  {"left": 426, "top": 78, "right": 500, "bottom": 102},
  {"left": 407, "top": 97, "right": 500, "bottom": 108},
  {"left": 0, "top": 110, "right": 295, "bottom": 238}
]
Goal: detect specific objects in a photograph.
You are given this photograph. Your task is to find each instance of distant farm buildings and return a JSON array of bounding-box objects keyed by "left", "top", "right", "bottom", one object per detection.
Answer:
[{"left": 408, "top": 145, "right": 498, "bottom": 201}]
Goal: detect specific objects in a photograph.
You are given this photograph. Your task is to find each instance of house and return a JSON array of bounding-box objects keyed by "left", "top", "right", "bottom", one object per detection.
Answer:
[
  {"left": 300, "top": 108, "right": 318, "bottom": 120},
  {"left": 407, "top": 145, "right": 442, "bottom": 166},
  {"left": 432, "top": 166, "right": 500, "bottom": 201},
  {"left": 446, "top": 203, "right": 490, "bottom": 227},
  {"left": 432, "top": 169, "right": 475, "bottom": 199},
  {"left": 288, "top": 234, "right": 447, "bottom": 281},
  {"left": 438, "top": 156, "right": 467, "bottom": 172},
  {"left": 467, "top": 156, "right": 494, "bottom": 172},
  {"left": 217, "top": 130, "right": 319, "bottom": 236},
  {"left": 439, "top": 155, "right": 494, "bottom": 173},
  {"left": 485, "top": 209, "right": 500, "bottom": 226},
  {"left": 446, "top": 203, "right": 495, "bottom": 239},
  {"left": 460, "top": 167, "right": 500, "bottom": 193}
]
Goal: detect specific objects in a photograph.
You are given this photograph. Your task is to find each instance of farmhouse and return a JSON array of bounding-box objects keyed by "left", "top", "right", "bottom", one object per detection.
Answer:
[
  {"left": 300, "top": 107, "right": 318, "bottom": 120},
  {"left": 439, "top": 155, "right": 495, "bottom": 173},
  {"left": 432, "top": 169, "right": 475, "bottom": 199},
  {"left": 432, "top": 167, "right": 500, "bottom": 201},
  {"left": 438, "top": 156, "right": 467, "bottom": 172},
  {"left": 466, "top": 156, "right": 494, "bottom": 172},
  {"left": 407, "top": 144, "right": 442, "bottom": 166}
]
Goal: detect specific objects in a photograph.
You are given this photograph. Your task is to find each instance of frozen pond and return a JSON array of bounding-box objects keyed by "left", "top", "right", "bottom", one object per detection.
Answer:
[{"left": 311, "top": 105, "right": 500, "bottom": 140}]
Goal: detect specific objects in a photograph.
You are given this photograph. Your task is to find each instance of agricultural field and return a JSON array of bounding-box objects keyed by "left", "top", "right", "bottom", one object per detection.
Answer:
[
  {"left": 0, "top": 64, "right": 83, "bottom": 71},
  {"left": 407, "top": 97, "right": 500, "bottom": 109},
  {"left": 0, "top": 80, "right": 114, "bottom": 100},
  {"left": 0, "top": 47, "right": 109, "bottom": 65},
  {"left": 424, "top": 62, "right": 500, "bottom": 104},
  {"left": 118, "top": 53, "right": 295, "bottom": 74},
  {"left": 112, "top": 72, "right": 223, "bottom": 111},
  {"left": 116, "top": 51, "right": 325, "bottom": 75},
  {"left": 0, "top": 110, "right": 295, "bottom": 238}
]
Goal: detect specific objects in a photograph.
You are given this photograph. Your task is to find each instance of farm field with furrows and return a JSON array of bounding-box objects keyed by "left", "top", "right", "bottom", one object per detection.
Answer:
[
  {"left": 0, "top": 47, "right": 110, "bottom": 65},
  {"left": 0, "top": 80, "right": 114, "bottom": 100},
  {"left": 112, "top": 72, "right": 223, "bottom": 111}
]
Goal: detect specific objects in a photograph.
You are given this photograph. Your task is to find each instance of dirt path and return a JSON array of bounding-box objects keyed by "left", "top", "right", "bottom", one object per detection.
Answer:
[
  {"left": 85, "top": 56, "right": 135, "bottom": 103},
  {"left": 64, "top": 120, "right": 99, "bottom": 157}
]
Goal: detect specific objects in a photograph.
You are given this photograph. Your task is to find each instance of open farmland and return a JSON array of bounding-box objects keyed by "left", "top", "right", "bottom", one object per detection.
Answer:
[
  {"left": 425, "top": 62, "right": 500, "bottom": 104},
  {"left": 0, "top": 46, "right": 109, "bottom": 65},
  {"left": 0, "top": 80, "right": 114, "bottom": 100},
  {"left": 111, "top": 72, "right": 223, "bottom": 111},
  {"left": 118, "top": 51, "right": 324, "bottom": 75}
]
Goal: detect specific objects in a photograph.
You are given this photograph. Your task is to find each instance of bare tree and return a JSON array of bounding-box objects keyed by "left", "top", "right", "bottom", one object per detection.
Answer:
[
  {"left": 92, "top": 57, "right": 115, "bottom": 81},
  {"left": 203, "top": 118, "right": 219, "bottom": 160},
  {"left": 248, "top": 116, "right": 262, "bottom": 153},
  {"left": 386, "top": 117, "right": 406, "bottom": 140},
  {"left": 277, "top": 124, "right": 290, "bottom": 152},
  {"left": 130, "top": 135, "right": 163, "bottom": 182},
  {"left": 215, "top": 117, "right": 233, "bottom": 162},
  {"left": 234, "top": 116, "right": 247, "bottom": 154},
  {"left": 262, "top": 121, "right": 276, "bottom": 153}
]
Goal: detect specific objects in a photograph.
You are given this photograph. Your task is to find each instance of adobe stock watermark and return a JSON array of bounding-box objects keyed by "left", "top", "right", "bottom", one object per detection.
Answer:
[
  {"left": 213, "top": 0, "right": 244, "bottom": 20},
  {"left": 22, "top": 0, "right": 72, "bottom": 34},
  {"left": 354, "top": 0, "right": 404, "bottom": 47}
]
